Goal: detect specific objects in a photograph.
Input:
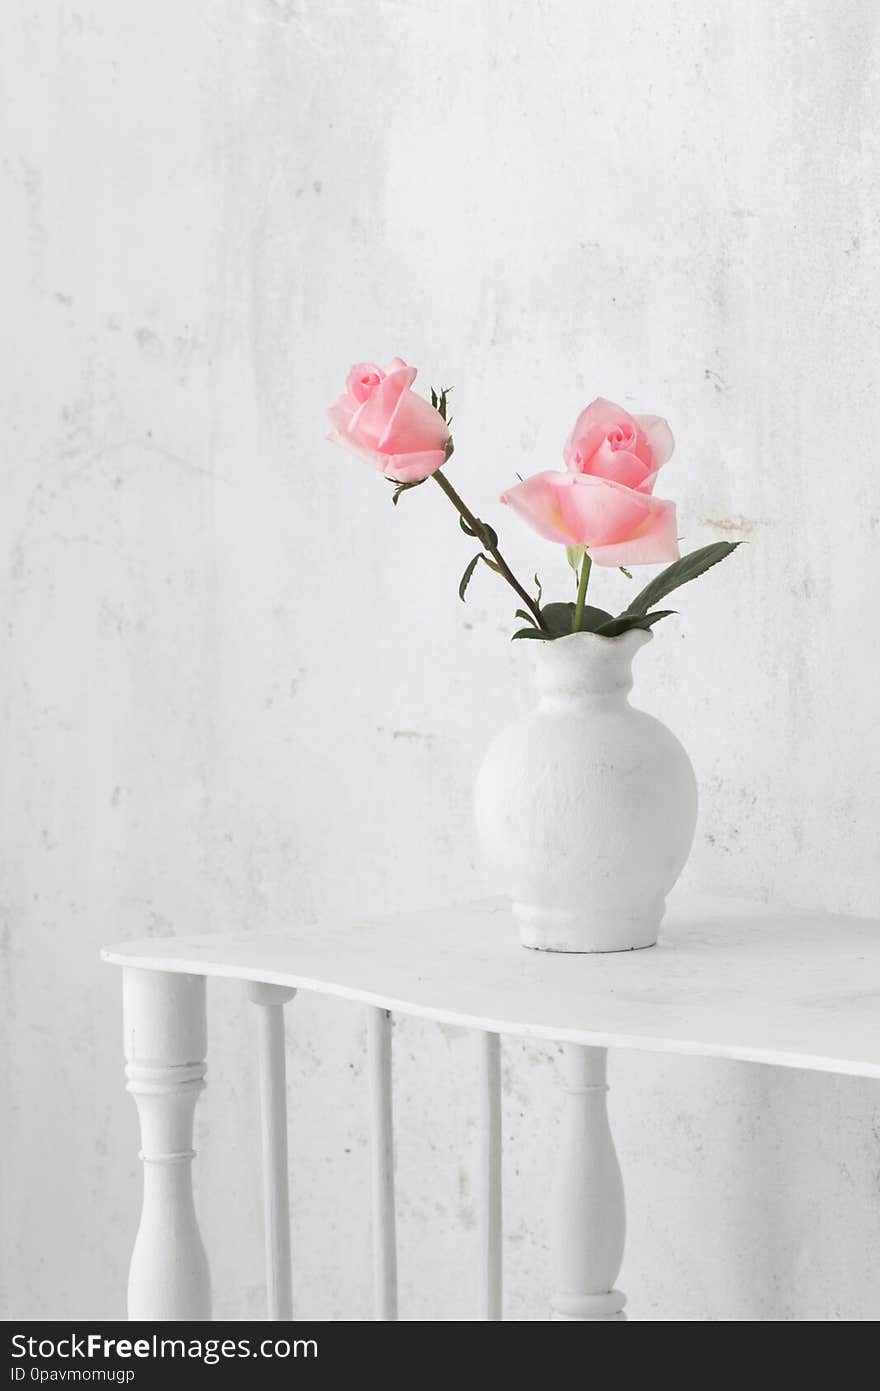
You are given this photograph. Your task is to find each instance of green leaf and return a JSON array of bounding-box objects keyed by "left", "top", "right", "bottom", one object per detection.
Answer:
[
  {"left": 512, "top": 626, "right": 551, "bottom": 641},
  {"left": 458, "top": 515, "right": 497, "bottom": 550},
  {"left": 540, "top": 602, "right": 576, "bottom": 636},
  {"left": 595, "top": 609, "right": 677, "bottom": 637},
  {"left": 515, "top": 608, "right": 538, "bottom": 628},
  {"left": 576, "top": 605, "right": 615, "bottom": 633},
  {"left": 444, "top": 436, "right": 455, "bottom": 461},
  {"left": 430, "top": 387, "right": 438, "bottom": 409},
  {"left": 458, "top": 553, "right": 482, "bottom": 602},
  {"left": 622, "top": 543, "right": 741, "bottom": 617},
  {"left": 541, "top": 602, "right": 612, "bottom": 636},
  {"left": 534, "top": 573, "right": 543, "bottom": 606},
  {"left": 619, "top": 566, "right": 633, "bottom": 579}
]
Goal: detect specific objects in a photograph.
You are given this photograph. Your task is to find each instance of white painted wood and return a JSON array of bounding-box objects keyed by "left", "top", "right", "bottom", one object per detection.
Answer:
[
  {"left": 477, "top": 1031, "right": 502, "bottom": 1320},
  {"left": 246, "top": 980, "right": 296, "bottom": 1321},
  {"left": 104, "top": 894, "right": 880, "bottom": 1079},
  {"left": 551, "top": 1046, "right": 626, "bottom": 1321},
  {"left": 123, "top": 967, "right": 211, "bottom": 1321},
  {"left": 366, "top": 1006, "right": 398, "bottom": 1320}
]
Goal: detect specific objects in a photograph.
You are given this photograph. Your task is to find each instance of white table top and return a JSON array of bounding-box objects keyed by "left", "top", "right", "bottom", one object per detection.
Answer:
[{"left": 102, "top": 895, "right": 880, "bottom": 1079}]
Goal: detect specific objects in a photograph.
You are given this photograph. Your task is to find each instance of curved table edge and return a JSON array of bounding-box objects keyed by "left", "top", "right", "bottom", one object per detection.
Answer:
[{"left": 100, "top": 945, "right": 880, "bottom": 1082}]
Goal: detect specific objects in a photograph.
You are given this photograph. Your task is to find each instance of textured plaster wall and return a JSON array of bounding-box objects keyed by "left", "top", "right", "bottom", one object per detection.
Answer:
[{"left": 1, "top": 0, "right": 879, "bottom": 1320}]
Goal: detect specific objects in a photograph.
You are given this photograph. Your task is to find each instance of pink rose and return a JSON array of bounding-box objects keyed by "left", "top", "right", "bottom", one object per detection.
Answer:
[
  {"left": 501, "top": 397, "right": 679, "bottom": 566},
  {"left": 563, "top": 397, "right": 674, "bottom": 492},
  {"left": 327, "top": 358, "right": 451, "bottom": 484}
]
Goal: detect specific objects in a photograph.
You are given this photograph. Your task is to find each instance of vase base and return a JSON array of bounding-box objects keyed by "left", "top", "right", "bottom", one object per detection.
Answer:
[{"left": 514, "top": 901, "right": 662, "bottom": 954}]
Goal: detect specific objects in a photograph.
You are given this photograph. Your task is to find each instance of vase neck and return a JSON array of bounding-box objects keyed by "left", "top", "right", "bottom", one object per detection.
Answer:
[{"left": 534, "top": 630, "right": 651, "bottom": 702}]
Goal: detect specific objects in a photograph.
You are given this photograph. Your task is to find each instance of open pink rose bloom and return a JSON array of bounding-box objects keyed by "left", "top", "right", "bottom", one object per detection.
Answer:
[
  {"left": 501, "top": 398, "right": 679, "bottom": 565},
  {"left": 327, "top": 358, "right": 451, "bottom": 484}
]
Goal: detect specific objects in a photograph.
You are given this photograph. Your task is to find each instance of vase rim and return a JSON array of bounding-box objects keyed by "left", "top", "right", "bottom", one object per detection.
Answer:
[
  {"left": 541, "top": 627, "right": 653, "bottom": 651},
  {"left": 531, "top": 625, "right": 651, "bottom": 695}
]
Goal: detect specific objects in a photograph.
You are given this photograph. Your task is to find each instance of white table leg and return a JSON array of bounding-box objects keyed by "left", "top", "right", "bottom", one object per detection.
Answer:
[
  {"left": 123, "top": 967, "right": 211, "bottom": 1320},
  {"left": 247, "top": 981, "right": 296, "bottom": 1321},
  {"left": 477, "top": 1031, "right": 502, "bottom": 1320},
  {"left": 366, "top": 1006, "right": 398, "bottom": 1320},
  {"left": 551, "top": 1044, "right": 626, "bottom": 1321}
]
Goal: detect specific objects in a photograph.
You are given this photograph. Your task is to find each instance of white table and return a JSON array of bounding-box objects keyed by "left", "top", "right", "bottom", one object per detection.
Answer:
[{"left": 102, "top": 894, "right": 880, "bottom": 1321}]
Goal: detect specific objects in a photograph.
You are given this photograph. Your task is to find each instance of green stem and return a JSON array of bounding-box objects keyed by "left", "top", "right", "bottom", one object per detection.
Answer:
[
  {"left": 572, "top": 550, "right": 592, "bottom": 632},
  {"left": 432, "top": 470, "right": 548, "bottom": 631}
]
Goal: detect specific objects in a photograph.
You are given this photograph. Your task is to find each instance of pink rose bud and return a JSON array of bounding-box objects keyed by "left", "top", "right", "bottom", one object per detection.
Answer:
[
  {"left": 501, "top": 397, "right": 679, "bottom": 566},
  {"left": 327, "top": 358, "right": 451, "bottom": 484}
]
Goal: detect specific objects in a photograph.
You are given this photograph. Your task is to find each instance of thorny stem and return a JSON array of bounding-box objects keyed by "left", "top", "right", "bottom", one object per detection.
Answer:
[{"left": 432, "top": 469, "right": 548, "bottom": 631}]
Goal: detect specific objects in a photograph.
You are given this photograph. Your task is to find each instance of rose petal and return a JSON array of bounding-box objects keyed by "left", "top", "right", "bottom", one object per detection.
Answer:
[
  {"left": 584, "top": 441, "right": 653, "bottom": 490},
  {"left": 503, "top": 472, "right": 652, "bottom": 548},
  {"left": 326, "top": 430, "right": 388, "bottom": 474},
  {"left": 636, "top": 469, "right": 659, "bottom": 495},
  {"left": 380, "top": 384, "right": 450, "bottom": 454},
  {"left": 327, "top": 428, "right": 446, "bottom": 483},
  {"left": 500, "top": 471, "right": 577, "bottom": 545},
  {"left": 588, "top": 497, "right": 679, "bottom": 566},
  {"left": 563, "top": 397, "right": 639, "bottom": 472},
  {"left": 633, "top": 414, "right": 675, "bottom": 469},
  {"left": 503, "top": 470, "right": 679, "bottom": 565},
  {"left": 346, "top": 363, "right": 386, "bottom": 404},
  {"left": 382, "top": 449, "right": 448, "bottom": 483},
  {"left": 326, "top": 393, "right": 359, "bottom": 435},
  {"left": 564, "top": 399, "right": 674, "bottom": 479},
  {"left": 350, "top": 364, "right": 417, "bottom": 446},
  {"left": 556, "top": 475, "right": 659, "bottom": 547}
]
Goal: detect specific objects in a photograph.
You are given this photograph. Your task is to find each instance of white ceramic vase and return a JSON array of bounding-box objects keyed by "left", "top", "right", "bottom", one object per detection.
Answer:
[{"left": 474, "top": 629, "right": 697, "bottom": 953}]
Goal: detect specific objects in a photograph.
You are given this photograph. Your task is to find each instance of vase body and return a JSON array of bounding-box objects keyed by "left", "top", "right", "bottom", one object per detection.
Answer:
[{"left": 474, "top": 630, "right": 697, "bottom": 953}]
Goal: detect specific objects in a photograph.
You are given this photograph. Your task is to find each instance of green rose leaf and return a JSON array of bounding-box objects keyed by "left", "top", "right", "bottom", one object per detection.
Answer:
[
  {"left": 622, "top": 542, "right": 741, "bottom": 617},
  {"left": 458, "top": 553, "right": 482, "bottom": 602},
  {"left": 595, "top": 609, "right": 677, "bottom": 637},
  {"left": 515, "top": 608, "right": 538, "bottom": 628},
  {"left": 575, "top": 605, "right": 615, "bottom": 633},
  {"left": 540, "top": 602, "right": 613, "bottom": 636},
  {"left": 458, "top": 516, "right": 498, "bottom": 551}
]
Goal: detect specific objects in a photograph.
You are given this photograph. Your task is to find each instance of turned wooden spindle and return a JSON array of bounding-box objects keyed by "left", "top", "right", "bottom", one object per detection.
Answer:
[
  {"left": 551, "top": 1044, "right": 626, "bottom": 1321},
  {"left": 123, "top": 967, "right": 211, "bottom": 1321}
]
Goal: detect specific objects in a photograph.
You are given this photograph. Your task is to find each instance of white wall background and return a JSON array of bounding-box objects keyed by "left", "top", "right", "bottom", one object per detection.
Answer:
[{"left": 2, "top": 0, "right": 879, "bottom": 1320}]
